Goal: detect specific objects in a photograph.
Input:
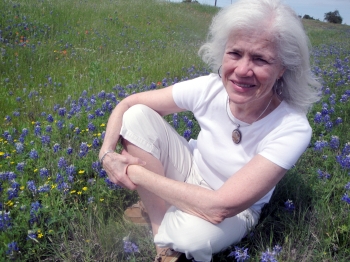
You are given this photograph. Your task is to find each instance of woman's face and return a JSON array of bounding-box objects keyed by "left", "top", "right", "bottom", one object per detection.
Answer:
[{"left": 221, "top": 31, "right": 285, "bottom": 106}]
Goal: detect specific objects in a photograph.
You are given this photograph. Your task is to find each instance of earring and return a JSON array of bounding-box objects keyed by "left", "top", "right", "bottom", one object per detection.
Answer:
[
  {"left": 218, "top": 65, "right": 222, "bottom": 78},
  {"left": 274, "top": 79, "right": 283, "bottom": 95}
]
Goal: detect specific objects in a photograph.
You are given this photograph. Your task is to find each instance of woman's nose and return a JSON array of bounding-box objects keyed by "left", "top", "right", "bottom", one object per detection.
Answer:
[{"left": 235, "top": 58, "right": 253, "bottom": 77}]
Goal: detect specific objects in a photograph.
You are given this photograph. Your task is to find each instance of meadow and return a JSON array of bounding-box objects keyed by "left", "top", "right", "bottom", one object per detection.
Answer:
[{"left": 0, "top": 0, "right": 349, "bottom": 261}]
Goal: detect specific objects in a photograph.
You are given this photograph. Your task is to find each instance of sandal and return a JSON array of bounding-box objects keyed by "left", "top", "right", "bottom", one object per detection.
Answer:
[
  {"left": 154, "top": 248, "right": 183, "bottom": 262},
  {"left": 123, "top": 201, "right": 151, "bottom": 226}
]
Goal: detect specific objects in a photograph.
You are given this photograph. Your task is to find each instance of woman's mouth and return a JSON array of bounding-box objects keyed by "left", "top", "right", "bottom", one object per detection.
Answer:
[{"left": 232, "top": 81, "right": 255, "bottom": 88}]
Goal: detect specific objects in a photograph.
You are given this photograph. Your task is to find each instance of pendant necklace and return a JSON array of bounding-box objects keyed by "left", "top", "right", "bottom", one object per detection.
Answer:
[{"left": 226, "top": 96, "right": 273, "bottom": 144}]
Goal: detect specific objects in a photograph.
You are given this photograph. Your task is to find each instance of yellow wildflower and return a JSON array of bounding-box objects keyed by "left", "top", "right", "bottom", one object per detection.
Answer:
[
  {"left": 70, "top": 190, "right": 76, "bottom": 194},
  {"left": 51, "top": 184, "right": 57, "bottom": 189},
  {"left": 82, "top": 187, "right": 88, "bottom": 191},
  {"left": 100, "top": 198, "right": 104, "bottom": 202},
  {"left": 77, "top": 191, "right": 82, "bottom": 195},
  {"left": 38, "top": 233, "right": 44, "bottom": 238},
  {"left": 20, "top": 186, "right": 25, "bottom": 190},
  {"left": 100, "top": 123, "right": 105, "bottom": 127},
  {"left": 78, "top": 170, "right": 85, "bottom": 174},
  {"left": 34, "top": 169, "right": 38, "bottom": 172},
  {"left": 0, "top": 152, "right": 4, "bottom": 156}
]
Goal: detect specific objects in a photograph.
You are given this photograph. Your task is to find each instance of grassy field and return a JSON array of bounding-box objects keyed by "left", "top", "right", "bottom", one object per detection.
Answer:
[{"left": 1, "top": 0, "right": 350, "bottom": 261}]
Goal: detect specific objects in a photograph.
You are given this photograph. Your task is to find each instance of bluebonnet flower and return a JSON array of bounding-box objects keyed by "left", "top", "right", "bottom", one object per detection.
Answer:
[
  {"left": 45, "top": 125, "right": 52, "bottom": 133},
  {"left": 5, "top": 115, "right": 11, "bottom": 122},
  {"left": 335, "top": 117, "right": 342, "bottom": 125},
  {"left": 183, "top": 129, "right": 192, "bottom": 140},
  {"left": 58, "top": 107, "right": 66, "bottom": 117},
  {"left": 16, "top": 162, "right": 25, "bottom": 172},
  {"left": 15, "top": 142, "right": 24, "bottom": 153},
  {"left": 228, "top": 246, "right": 250, "bottom": 262},
  {"left": 314, "top": 140, "right": 327, "bottom": 151},
  {"left": 56, "top": 120, "right": 64, "bottom": 130},
  {"left": 317, "top": 169, "right": 331, "bottom": 180},
  {"left": 41, "top": 135, "right": 50, "bottom": 145},
  {"left": 99, "top": 169, "right": 107, "bottom": 178},
  {"left": 323, "top": 114, "right": 330, "bottom": 122},
  {"left": 74, "top": 127, "right": 81, "bottom": 135},
  {"left": 172, "top": 113, "right": 179, "bottom": 129},
  {"left": 66, "top": 146, "right": 73, "bottom": 155},
  {"left": 57, "top": 182, "right": 70, "bottom": 193},
  {"left": 29, "top": 201, "right": 42, "bottom": 225},
  {"left": 79, "top": 142, "right": 89, "bottom": 157},
  {"left": 39, "top": 168, "right": 49, "bottom": 179},
  {"left": 284, "top": 199, "right": 295, "bottom": 212},
  {"left": 29, "top": 149, "right": 39, "bottom": 159},
  {"left": 27, "top": 180, "right": 37, "bottom": 194},
  {"left": 87, "top": 122, "right": 95, "bottom": 132},
  {"left": 260, "top": 245, "right": 282, "bottom": 262},
  {"left": 345, "top": 182, "right": 350, "bottom": 191},
  {"left": 92, "top": 138, "right": 99, "bottom": 148},
  {"left": 314, "top": 112, "right": 323, "bottom": 124},
  {"left": 69, "top": 123, "right": 74, "bottom": 130},
  {"left": 0, "top": 211, "right": 12, "bottom": 231},
  {"left": 92, "top": 161, "right": 101, "bottom": 172},
  {"left": 38, "top": 184, "right": 50, "bottom": 193},
  {"left": 6, "top": 241, "right": 19, "bottom": 257},
  {"left": 186, "top": 119, "right": 193, "bottom": 128},
  {"left": 34, "top": 125, "right": 41, "bottom": 136},
  {"left": 7, "top": 188, "right": 19, "bottom": 200},
  {"left": 27, "top": 230, "right": 37, "bottom": 240},
  {"left": 325, "top": 121, "right": 333, "bottom": 132},
  {"left": 329, "top": 136, "right": 339, "bottom": 150},
  {"left": 47, "top": 114, "right": 54, "bottom": 122},
  {"left": 101, "top": 131, "right": 106, "bottom": 140},
  {"left": 341, "top": 193, "right": 350, "bottom": 204},
  {"left": 105, "top": 178, "right": 120, "bottom": 190},
  {"left": 13, "top": 111, "right": 20, "bottom": 117},
  {"left": 8, "top": 172, "right": 17, "bottom": 180},
  {"left": 123, "top": 240, "right": 139, "bottom": 254},
  {"left": 53, "top": 143, "right": 61, "bottom": 153},
  {"left": 22, "top": 128, "right": 29, "bottom": 136},
  {"left": 58, "top": 157, "right": 67, "bottom": 169},
  {"left": 66, "top": 165, "right": 76, "bottom": 176},
  {"left": 88, "top": 113, "right": 95, "bottom": 120},
  {"left": 342, "top": 143, "right": 350, "bottom": 156}
]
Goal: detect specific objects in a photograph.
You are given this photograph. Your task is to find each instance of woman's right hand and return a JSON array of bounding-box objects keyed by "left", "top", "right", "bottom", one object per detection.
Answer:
[{"left": 100, "top": 150, "right": 146, "bottom": 190}]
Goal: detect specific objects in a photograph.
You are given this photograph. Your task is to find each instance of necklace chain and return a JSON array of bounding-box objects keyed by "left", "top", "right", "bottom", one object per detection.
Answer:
[{"left": 226, "top": 95, "right": 274, "bottom": 144}]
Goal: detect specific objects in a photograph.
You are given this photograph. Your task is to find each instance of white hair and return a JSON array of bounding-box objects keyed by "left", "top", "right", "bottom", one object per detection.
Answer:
[{"left": 198, "top": 0, "right": 321, "bottom": 112}]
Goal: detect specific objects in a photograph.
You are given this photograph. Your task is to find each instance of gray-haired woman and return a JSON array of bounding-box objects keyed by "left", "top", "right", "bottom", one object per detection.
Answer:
[{"left": 99, "top": 0, "right": 320, "bottom": 261}]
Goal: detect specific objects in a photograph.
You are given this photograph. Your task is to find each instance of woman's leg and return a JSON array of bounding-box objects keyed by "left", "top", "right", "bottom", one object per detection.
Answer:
[{"left": 120, "top": 104, "right": 194, "bottom": 253}]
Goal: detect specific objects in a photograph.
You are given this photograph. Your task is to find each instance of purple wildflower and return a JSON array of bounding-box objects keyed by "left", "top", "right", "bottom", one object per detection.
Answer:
[
  {"left": 57, "top": 157, "right": 67, "bottom": 169},
  {"left": 284, "top": 199, "right": 295, "bottom": 212},
  {"left": 29, "top": 149, "right": 39, "bottom": 159},
  {"left": 123, "top": 240, "right": 139, "bottom": 254},
  {"left": 39, "top": 168, "right": 49, "bottom": 179},
  {"left": 0, "top": 211, "right": 12, "bottom": 231},
  {"left": 15, "top": 142, "right": 24, "bottom": 153},
  {"left": 228, "top": 246, "right": 250, "bottom": 262},
  {"left": 341, "top": 193, "right": 350, "bottom": 204},
  {"left": 27, "top": 180, "right": 37, "bottom": 194},
  {"left": 329, "top": 136, "right": 339, "bottom": 150},
  {"left": 53, "top": 143, "right": 61, "bottom": 153}
]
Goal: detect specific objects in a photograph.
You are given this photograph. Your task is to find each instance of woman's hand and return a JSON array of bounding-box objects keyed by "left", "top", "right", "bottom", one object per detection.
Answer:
[{"left": 100, "top": 149, "right": 146, "bottom": 190}]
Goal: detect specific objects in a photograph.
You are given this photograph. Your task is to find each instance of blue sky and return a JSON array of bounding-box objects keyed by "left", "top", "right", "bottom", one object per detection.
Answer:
[{"left": 168, "top": 0, "right": 350, "bottom": 25}]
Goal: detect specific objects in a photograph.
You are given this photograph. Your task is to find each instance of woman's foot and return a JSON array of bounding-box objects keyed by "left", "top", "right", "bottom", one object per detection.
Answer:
[
  {"left": 123, "top": 201, "right": 151, "bottom": 226},
  {"left": 154, "top": 248, "right": 184, "bottom": 262}
]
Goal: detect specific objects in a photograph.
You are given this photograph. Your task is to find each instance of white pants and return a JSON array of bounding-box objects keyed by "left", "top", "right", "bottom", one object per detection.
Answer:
[{"left": 120, "top": 104, "right": 259, "bottom": 262}]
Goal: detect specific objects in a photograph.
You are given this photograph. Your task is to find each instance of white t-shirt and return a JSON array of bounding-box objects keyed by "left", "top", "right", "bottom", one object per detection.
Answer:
[{"left": 173, "top": 74, "right": 312, "bottom": 211}]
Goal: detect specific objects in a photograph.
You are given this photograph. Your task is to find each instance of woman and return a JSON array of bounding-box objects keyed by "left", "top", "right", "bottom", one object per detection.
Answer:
[{"left": 99, "top": 0, "right": 320, "bottom": 261}]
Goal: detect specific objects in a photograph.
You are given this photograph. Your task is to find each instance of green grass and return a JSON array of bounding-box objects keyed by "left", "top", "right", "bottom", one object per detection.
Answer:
[{"left": 1, "top": 0, "right": 350, "bottom": 261}]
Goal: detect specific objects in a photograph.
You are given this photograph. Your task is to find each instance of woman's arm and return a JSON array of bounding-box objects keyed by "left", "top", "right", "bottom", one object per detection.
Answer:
[
  {"left": 99, "top": 85, "right": 184, "bottom": 189},
  {"left": 127, "top": 154, "right": 287, "bottom": 224}
]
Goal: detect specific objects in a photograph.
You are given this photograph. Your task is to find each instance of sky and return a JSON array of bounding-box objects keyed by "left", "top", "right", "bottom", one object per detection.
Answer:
[{"left": 168, "top": 0, "right": 350, "bottom": 25}]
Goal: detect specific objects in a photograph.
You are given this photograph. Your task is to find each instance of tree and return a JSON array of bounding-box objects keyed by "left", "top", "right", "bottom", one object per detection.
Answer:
[
  {"left": 303, "top": 14, "right": 314, "bottom": 20},
  {"left": 324, "top": 10, "right": 343, "bottom": 24}
]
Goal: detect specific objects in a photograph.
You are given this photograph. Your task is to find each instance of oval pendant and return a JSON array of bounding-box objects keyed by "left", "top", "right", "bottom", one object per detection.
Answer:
[{"left": 232, "top": 129, "right": 242, "bottom": 144}]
